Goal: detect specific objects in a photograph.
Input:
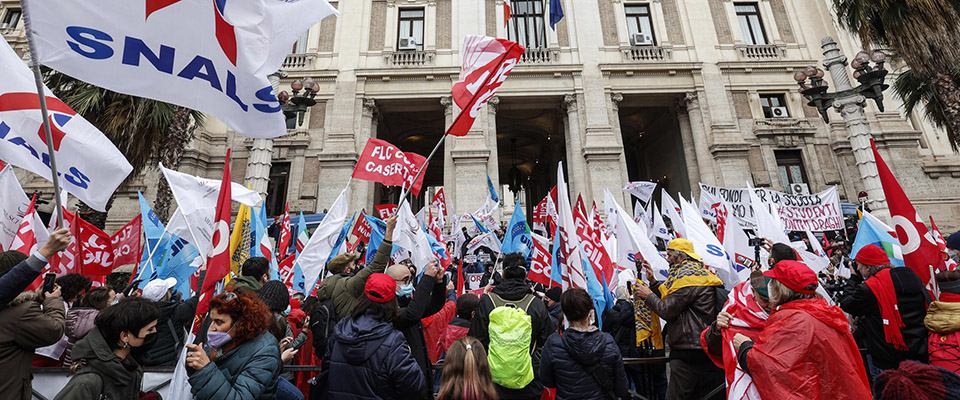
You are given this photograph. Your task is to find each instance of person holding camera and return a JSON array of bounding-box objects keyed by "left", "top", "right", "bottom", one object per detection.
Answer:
[{"left": 0, "top": 228, "right": 72, "bottom": 400}]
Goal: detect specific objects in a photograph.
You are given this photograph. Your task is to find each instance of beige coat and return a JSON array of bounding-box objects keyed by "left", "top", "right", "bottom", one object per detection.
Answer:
[{"left": 0, "top": 291, "right": 66, "bottom": 400}]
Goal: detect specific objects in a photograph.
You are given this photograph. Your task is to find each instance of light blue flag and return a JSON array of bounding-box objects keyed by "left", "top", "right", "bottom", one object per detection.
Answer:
[
  {"left": 157, "top": 236, "right": 200, "bottom": 298},
  {"left": 291, "top": 262, "right": 306, "bottom": 294},
  {"left": 137, "top": 192, "right": 167, "bottom": 282},
  {"left": 549, "top": 227, "right": 563, "bottom": 286},
  {"left": 579, "top": 244, "right": 607, "bottom": 329},
  {"left": 327, "top": 212, "right": 357, "bottom": 264},
  {"left": 487, "top": 173, "right": 499, "bottom": 204},
  {"left": 471, "top": 214, "right": 490, "bottom": 234},
  {"left": 851, "top": 215, "right": 905, "bottom": 267},
  {"left": 365, "top": 214, "right": 387, "bottom": 264},
  {"left": 501, "top": 202, "right": 532, "bottom": 258}
]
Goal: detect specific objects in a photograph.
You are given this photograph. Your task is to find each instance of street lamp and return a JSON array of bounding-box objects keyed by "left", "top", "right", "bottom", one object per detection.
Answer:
[
  {"left": 790, "top": 36, "right": 890, "bottom": 218},
  {"left": 794, "top": 50, "right": 889, "bottom": 123},
  {"left": 278, "top": 77, "right": 318, "bottom": 128}
]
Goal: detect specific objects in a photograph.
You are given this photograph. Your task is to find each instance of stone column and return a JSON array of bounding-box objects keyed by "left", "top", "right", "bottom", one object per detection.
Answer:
[
  {"left": 354, "top": 98, "right": 378, "bottom": 209},
  {"left": 684, "top": 92, "right": 717, "bottom": 185},
  {"left": 821, "top": 36, "right": 887, "bottom": 217},
  {"left": 581, "top": 94, "right": 628, "bottom": 207},
  {"left": 245, "top": 70, "right": 287, "bottom": 199},
  {"left": 607, "top": 93, "right": 631, "bottom": 209},
  {"left": 675, "top": 96, "right": 701, "bottom": 195},
  {"left": 563, "top": 94, "right": 585, "bottom": 199},
  {"left": 441, "top": 96, "right": 456, "bottom": 219}
]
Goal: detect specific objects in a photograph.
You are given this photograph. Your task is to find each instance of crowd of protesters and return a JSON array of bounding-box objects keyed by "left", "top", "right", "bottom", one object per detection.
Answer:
[{"left": 4, "top": 210, "right": 960, "bottom": 400}]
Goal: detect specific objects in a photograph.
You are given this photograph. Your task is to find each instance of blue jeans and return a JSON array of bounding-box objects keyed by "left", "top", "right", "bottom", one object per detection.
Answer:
[{"left": 277, "top": 376, "right": 305, "bottom": 400}]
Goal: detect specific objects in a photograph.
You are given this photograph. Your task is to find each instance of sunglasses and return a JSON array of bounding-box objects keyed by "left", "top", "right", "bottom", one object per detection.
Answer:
[{"left": 221, "top": 291, "right": 237, "bottom": 302}]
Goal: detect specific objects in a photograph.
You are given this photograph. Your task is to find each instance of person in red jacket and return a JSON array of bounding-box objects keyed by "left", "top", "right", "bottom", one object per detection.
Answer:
[
  {"left": 733, "top": 260, "right": 870, "bottom": 400},
  {"left": 440, "top": 293, "right": 480, "bottom": 355}
]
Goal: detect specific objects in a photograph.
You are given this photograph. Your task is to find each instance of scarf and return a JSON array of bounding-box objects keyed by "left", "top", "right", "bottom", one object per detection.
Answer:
[
  {"left": 865, "top": 268, "right": 909, "bottom": 351},
  {"left": 658, "top": 259, "right": 724, "bottom": 298},
  {"left": 634, "top": 279, "right": 664, "bottom": 349}
]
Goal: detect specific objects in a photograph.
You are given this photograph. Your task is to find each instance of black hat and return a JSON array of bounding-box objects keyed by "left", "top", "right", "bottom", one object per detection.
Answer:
[
  {"left": 258, "top": 280, "right": 290, "bottom": 313},
  {"left": 546, "top": 287, "right": 562, "bottom": 303}
]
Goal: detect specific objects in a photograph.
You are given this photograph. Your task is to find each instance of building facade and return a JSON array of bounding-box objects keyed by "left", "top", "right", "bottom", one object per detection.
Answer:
[{"left": 3, "top": 0, "right": 960, "bottom": 232}]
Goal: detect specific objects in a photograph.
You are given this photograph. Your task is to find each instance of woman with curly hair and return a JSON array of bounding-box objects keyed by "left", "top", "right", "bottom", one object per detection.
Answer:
[
  {"left": 185, "top": 289, "right": 282, "bottom": 400},
  {"left": 436, "top": 336, "right": 497, "bottom": 400}
]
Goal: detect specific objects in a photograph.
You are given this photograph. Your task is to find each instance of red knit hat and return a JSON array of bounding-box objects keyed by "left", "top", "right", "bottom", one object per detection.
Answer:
[
  {"left": 764, "top": 260, "right": 818, "bottom": 294},
  {"left": 365, "top": 273, "right": 396, "bottom": 303},
  {"left": 855, "top": 244, "right": 891, "bottom": 267}
]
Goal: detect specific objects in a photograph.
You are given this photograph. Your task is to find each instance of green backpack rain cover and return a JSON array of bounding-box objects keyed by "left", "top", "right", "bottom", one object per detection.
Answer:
[{"left": 487, "top": 292, "right": 536, "bottom": 389}]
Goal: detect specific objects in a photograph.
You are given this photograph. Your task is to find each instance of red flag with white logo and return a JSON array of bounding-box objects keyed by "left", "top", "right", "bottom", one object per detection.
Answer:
[
  {"left": 432, "top": 188, "right": 449, "bottom": 224},
  {"left": 279, "top": 253, "right": 297, "bottom": 293},
  {"left": 352, "top": 210, "right": 373, "bottom": 244},
  {"left": 573, "top": 197, "right": 614, "bottom": 287},
  {"left": 375, "top": 204, "right": 399, "bottom": 220},
  {"left": 449, "top": 36, "right": 524, "bottom": 136},
  {"left": 110, "top": 215, "right": 142, "bottom": 267},
  {"left": 194, "top": 149, "right": 233, "bottom": 333},
  {"left": 278, "top": 203, "right": 291, "bottom": 258},
  {"left": 871, "top": 139, "right": 945, "bottom": 294},
  {"left": 352, "top": 138, "right": 429, "bottom": 196},
  {"left": 527, "top": 234, "right": 552, "bottom": 286},
  {"left": 11, "top": 194, "right": 42, "bottom": 256}
]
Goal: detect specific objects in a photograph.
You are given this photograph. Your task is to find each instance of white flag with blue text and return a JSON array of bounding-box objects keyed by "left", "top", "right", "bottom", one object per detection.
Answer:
[{"left": 27, "top": 0, "right": 338, "bottom": 138}]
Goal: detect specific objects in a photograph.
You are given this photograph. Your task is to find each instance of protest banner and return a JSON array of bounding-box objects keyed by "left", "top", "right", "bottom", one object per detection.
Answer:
[
  {"left": 466, "top": 273, "right": 484, "bottom": 290},
  {"left": 352, "top": 138, "right": 428, "bottom": 195},
  {"left": 699, "top": 183, "right": 843, "bottom": 232}
]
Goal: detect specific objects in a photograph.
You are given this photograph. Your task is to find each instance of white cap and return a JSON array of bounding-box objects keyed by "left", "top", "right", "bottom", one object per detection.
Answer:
[{"left": 141, "top": 277, "right": 178, "bottom": 301}]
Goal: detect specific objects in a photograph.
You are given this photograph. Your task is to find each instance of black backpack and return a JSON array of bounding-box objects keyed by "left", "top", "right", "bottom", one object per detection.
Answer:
[{"left": 309, "top": 298, "right": 339, "bottom": 359}]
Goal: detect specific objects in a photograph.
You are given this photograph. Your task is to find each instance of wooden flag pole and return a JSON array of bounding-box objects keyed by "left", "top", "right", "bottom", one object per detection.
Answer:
[{"left": 20, "top": 0, "right": 64, "bottom": 227}]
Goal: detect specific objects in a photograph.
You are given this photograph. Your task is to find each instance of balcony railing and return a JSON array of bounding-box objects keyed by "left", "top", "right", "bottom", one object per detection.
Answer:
[
  {"left": 519, "top": 47, "right": 559, "bottom": 64},
  {"left": 282, "top": 53, "right": 314, "bottom": 70},
  {"left": 736, "top": 44, "right": 785, "bottom": 60},
  {"left": 384, "top": 50, "right": 435, "bottom": 67},
  {"left": 621, "top": 46, "right": 672, "bottom": 62}
]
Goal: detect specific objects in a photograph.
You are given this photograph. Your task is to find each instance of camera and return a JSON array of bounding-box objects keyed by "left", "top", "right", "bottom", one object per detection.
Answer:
[{"left": 748, "top": 237, "right": 764, "bottom": 247}]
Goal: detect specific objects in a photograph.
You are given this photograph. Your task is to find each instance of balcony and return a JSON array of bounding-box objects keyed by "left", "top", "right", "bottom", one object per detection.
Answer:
[
  {"left": 621, "top": 46, "right": 672, "bottom": 62},
  {"left": 519, "top": 47, "right": 559, "bottom": 64},
  {"left": 282, "top": 53, "right": 315, "bottom": 70},
  {"left": 384, "top": 50, "right": 435, "bottom": 67},
  {"left": 736, "top": 44, "right": 785, "bottom": 60}
]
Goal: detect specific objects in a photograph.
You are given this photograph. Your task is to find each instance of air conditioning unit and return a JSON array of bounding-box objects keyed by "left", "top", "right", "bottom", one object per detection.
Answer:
[
  {"left": 770, "top": 106, "right": 789, "bottom": 118},
  {"left": 790, "top": 183, "right": 810, "bottom": 195},
  {"left": 398, "top": 37, "right": 418, "bottom": 50},
  {"left": 630, "top": 33, "right": 654, "bottom": 46}
]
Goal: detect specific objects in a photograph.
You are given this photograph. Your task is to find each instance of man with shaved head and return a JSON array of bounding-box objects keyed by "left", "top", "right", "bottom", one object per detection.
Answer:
[{"left": 389, "top": 256, "right": 447, "bottom": 399}]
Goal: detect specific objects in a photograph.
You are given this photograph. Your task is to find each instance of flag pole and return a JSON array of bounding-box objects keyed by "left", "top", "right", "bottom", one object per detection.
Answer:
[
  {"left": 137, "top": 227, "right": 170, "bottom": 281},
  {"left": 20, "top": 0, "right": 64, "bottom": 227},
  {"left": 397, "top": 135, "right": 444, "bottom": 202}
]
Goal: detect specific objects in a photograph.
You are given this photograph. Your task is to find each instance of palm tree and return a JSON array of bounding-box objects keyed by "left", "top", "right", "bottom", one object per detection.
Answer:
[
  {"left": 834, "top": 0, "right": 960, "bottom": 151},
  {"left": 43, "top": 70, "right": 204, "bottom": 227}
]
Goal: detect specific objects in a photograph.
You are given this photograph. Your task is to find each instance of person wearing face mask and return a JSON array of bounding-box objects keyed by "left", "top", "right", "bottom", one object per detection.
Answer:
[
  {"left": 184, "top": 289, "right": 282, "bottom": 400},
  {"left": 700, "top": 271, "right": 771, "bottom": 399},
  {"left": 388, "top": 257, "right": 447, "bottom": 399},
  {"left": 63, "top": 286, "right": 117, "bottom": 366},
  {"left": 54, "top": 297, "right": 161, "bottom": 400},
  {"left": 541, "top": 288, "right": 628, "bottom": 400}
]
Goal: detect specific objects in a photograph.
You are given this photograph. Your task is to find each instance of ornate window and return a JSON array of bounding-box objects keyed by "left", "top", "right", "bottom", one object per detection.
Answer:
[
  {"left": 507, "top": 0, "right": 547, "bottom": 49},
  {"left": 735, "top": 3, "right": 767, "bottom": 45}
]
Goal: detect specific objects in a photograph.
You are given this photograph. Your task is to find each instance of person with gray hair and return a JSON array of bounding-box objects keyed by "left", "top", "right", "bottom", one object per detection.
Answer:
[{"left": 839, "top": 243, "right": 930, "bottom": 376}]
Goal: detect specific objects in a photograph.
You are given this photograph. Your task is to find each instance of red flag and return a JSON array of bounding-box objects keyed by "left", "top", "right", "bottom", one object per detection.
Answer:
[
  {"left": 449, "top": 36, "right": 524, "bottom": 136},
  {"left": 573, "top": 197, "right": 615, "bottom": 287},
  {"left": 871, "top": 139, "right": 944, "bottom": 293},
  {"left": 47, "top": 208, "right": 79, "bottom": 277},
  {"left": 279, "top": 253, "right": 297, "bottom": 292},
  {"left": 375, "top": 204, "right": 399, "bottom": 220},
  {"left": 75, "top": 216, "right": 118, "bottom": 276},
  {"left": 432, "top": 188, "right": 449, "bottom": 220},
  {"left": 11, "top": 194, "right": 39, "bottom": 256},
  {"left": 352, "top": 138, "right": 429, "bottom": 196},
  {"left": 930, "top": 216, "right": 956, "bottom": 271},
  {"left": 503, "top": 0, "right": 512, "bottom": 26},
  {"left": 278, "top": 203, "right": 291, "bottom": 258},
  {"left": 194, "top": 149, "right": 233, "bottom": 333},
  {"left": 352, "top": 210, "right": 373, "bottom": 244},
  {"left": 527, "top": 235, "right": 552, "bottom": 286},
  {"left": 110, "top": 215, "right": 142, "bottom": 267}
]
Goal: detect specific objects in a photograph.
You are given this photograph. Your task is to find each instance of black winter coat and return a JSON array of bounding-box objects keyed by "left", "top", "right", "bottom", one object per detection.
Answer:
[
  {"left": 146, "top": 296, "right": 199, "bottom": 366},
  {"left": 395, "top": 274, "right": 446, "bottom": 399},
  {"left": 324, "top": 313, "right": 426, "bottom": 400},
  {"left": 839, "top": 267, "right": 931, "bottom": 370},
  {"left": 540, "top": 329, "right": 629, "bottom": 400},
  {"left": 547, "top": 302, "right": 562, "bottom": 329},
  {"left": 602, "top": 299, "right": 639, "bottom": 359},
  {"left": 469, "top": 279, "right": 555, "bottom": 400}
]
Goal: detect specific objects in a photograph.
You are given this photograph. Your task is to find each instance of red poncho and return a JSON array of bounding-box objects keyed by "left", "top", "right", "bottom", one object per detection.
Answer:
[{"left": 746, "top": 298, "right": 870, "bottom": 400}]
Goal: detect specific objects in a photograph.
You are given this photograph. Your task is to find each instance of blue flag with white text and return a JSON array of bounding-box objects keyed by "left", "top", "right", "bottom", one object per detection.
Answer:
[{"left": 501, "top": 202, "right": 532, "bottom": 258}]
